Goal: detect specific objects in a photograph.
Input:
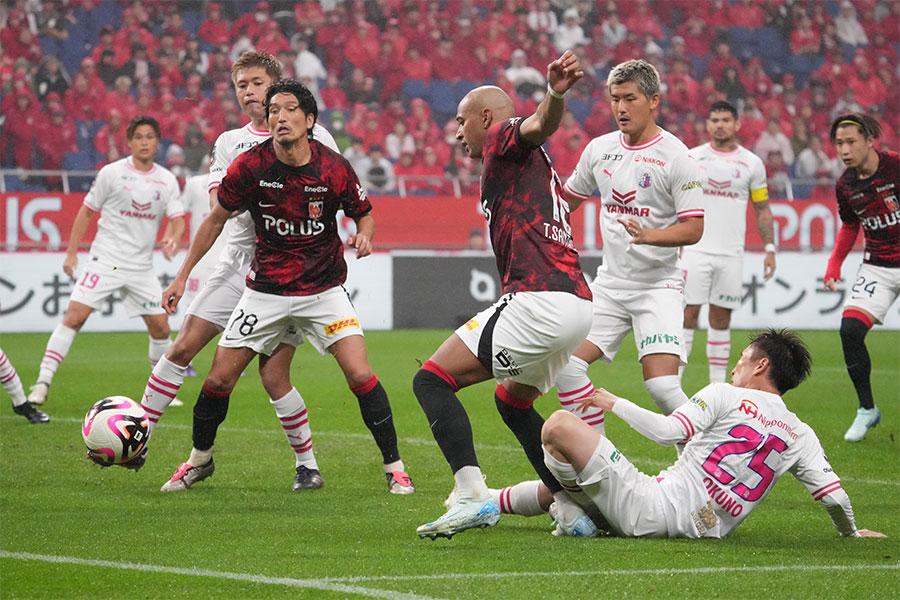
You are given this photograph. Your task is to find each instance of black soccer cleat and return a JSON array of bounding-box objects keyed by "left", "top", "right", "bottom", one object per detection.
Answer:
[
  {"left": 119, "top": 445, "right": 149, "bottom": 471},
  {"left": 13, "top": 402, "right": 49, "bottom": 424},
  {"left": 292, "top": 465, "right": 324, "bottom": 491}
]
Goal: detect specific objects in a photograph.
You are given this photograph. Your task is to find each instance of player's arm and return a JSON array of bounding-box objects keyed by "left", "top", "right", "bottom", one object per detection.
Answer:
[
  {"left": 159, "top": 215, "right": 186, "bottom": 260},
  {"left": 751, "top": 192, "right": 776, "bottom": 279},
  {"left": 824, "top": 221, "right": 861, "bottom": 292},
  {"left": 347, "top": 213, "right": 374, "bottom": 259},
  {"left": 518, "top": 50, "right": 583, "bottom": 148},
  {"left": 63, "top": 204, "right": 97, "bottom": 280},
  {"left": 162, "top": 203, "right": 237, "bottom": 314},
  {"left": 579, "top": 388, "right": 691, "bottom": 446},
  {"left": 619, "top": 215, "right": 703, "bottom": 247},
  {"left": 562, "top": 189, "right": 585, "bottom": 212}
]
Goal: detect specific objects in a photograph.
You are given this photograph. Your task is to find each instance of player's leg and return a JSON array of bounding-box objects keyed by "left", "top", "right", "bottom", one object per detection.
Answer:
[
  {"left": 142, "top": 313, "right": 172, "bottom": 367},
  {"left": 258, "top": 343, "right": 322, "bottom": 490},
  {"left": 680, "top": 250, "right": 712, "bottom": 380},
  {"left": 841, "top": 307, "right": 880, "bottom": 442},
  {"left": 28, "top": 300, "right": 93, "bottom": 405},
  {"left": 632, "top": 287, "right": 690, "bottom": 415},
  {"left": 706, "top": 304, "right": 733, "bottom": 384},
  {"left": 681, "top": 304, "right": 701, "bottom": 379},
  {"left": 2, "top": 348, "right": 49, "bottom": 423}
]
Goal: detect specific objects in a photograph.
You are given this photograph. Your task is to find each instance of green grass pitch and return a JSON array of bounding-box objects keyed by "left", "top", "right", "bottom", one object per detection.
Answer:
[{"left": 1, "top": 329, "right": 897, "bottom": 599}]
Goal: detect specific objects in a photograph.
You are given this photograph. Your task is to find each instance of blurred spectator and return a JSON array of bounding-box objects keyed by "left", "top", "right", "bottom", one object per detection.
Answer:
[
  {"left": 182, "top": 125, "right": 210, "bottom": 173},
  {"left": 789, "top": 118, "right": 811, "bottom": 157},
  {"left": 554, "top": 8, "right": 588, "bottom": 52},
  {"left": 161, "top": 12, "right": 188, "bottom": 51},
  {"left": 63, "top": 72, "right": 99, "bottom": 122},
  {"left": 847, "top": 56, "right": 887, "bottom": 110},
  {"left": 93, "top": 109, "right": 128, "bottom": 160},
  {"left": 199, "top": 2, "right": 231, "bottom": 47},
  {"left": 755, "top": 118, "right": 795, "bottom": 167},
  {"left": 829, "top": 88, "right": 863, "bottom": 121},
  {"left": 765, "top": 150, "right": 793, "bottom": 199},
  {"left": 34, "top": 55, "right": 70, "bottom": 102},
  {"left": 357, "top": 144, "right": 396, "bottom": 195},
  {"left": 344, "top": 67, "right": 379, "bottom": 105},
  {"left": 867, "top": 31, "right": 899, "bottom": 68},
  {"left": 344, "top": 20, "right": 381, "bottom": 75},
  {"left": 319, "top": 72, "right": 349, "bottom": 111},
  {"left": 104, "top": 75, "right": 138, "bottom": 123},
  {"left": 834, "top": 1, "right": 868, "bottom": 48},
  {"left": 230, "top": 30, "right": 256, "bottom": 62},
  {"left": 384, "top": 120, "right": 416, "bottom": 162},
  {"left": 716, "top": 66, "right": 747, "bottom": 106},
  {"left": 468, "top": 228, "right": 486, "bottom": 250},
  {"left": 36, "top": 108, "right": 77, "bottom": 189},
  {"left": 790, "top": 14, "right": 821, "bottom": 56},
  {"left": 705, "top": 0, "right": 732, "bottom": 29},
  {"left": 707, "top": 42, "right": 742, "bottom": 82},
  {"left": 809, "top": 169, "right": 835, "bottom": 202},
  {"left": 401, "top": 46, "right": 432, "bottom": 84},
  {"left": 677, "top": 15, "right": 709, "bottom": 57},
  {"left": 292, "top": 37, "right": 326, "bottom": 86},
  {"left": 600, "top": 10, "right": 627, "bottom": 48},
  {"left": 623, "top": 1, "right": 663, "bottom": 39},
  {"left": 95, "top": 49, "right": 119, "bottom": 86},
  {"left": 255, "top": 20, "right": 290, "bottom": 57},
  {"left": 505, "top": 48, "right": 545, "bottom": 95},
  {"left": 432, "top": 37, "right": 465, "bottom": 82},
  {"left": 114, "top": 9, "right": 157, "bottom": 60},
  {"left": 528, "top": 0, "right": 558, "bottom": 34},
  {"left": 795, "top": 135, "right": 836, "bottom": 179},
  {"left": 728, "top": 0, "right": 765, "bottom": 28},
  {"left": 35, "top": 0, "right": 71, "bottom": 42},
  {"left": 207, "top": 48, "right": 233, "bottom": 83},
  {"left": 343, "top": 136, "right": 367, "bottom": 175},
  {"left": 326, "top": 111, "right": 352, "bottom": 153},
  {"left": 232, "top": 0, "right": 272, "bottom": 43},
  {"left": 3, "top": 92, "right": 37, "bottom": 168},
  {"left": 552, "top": 131, "right": 588, "bottom": 179},
  {"left": 359, "top": 110, "right": 386, "bottom": 151},
  {"left": 293, "top": 0, "right": 326, "bottom": 39},
  {"left": 613, "top": 30, "right": 644, "bottom": 64},
  {"left": 120, "top": 43, "right": 161, "bottom": 84}
]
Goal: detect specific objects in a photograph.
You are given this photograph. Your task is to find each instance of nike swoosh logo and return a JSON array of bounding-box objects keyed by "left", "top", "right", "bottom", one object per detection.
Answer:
[
  {"left": 373, "top": 416, "right": 392, "bottom": 426},
  {"left": 259, "top": 202, "right": 276, "bottom": 207},
  {"left": 223, "top": 334, "right": 243, "bottom": 341}
]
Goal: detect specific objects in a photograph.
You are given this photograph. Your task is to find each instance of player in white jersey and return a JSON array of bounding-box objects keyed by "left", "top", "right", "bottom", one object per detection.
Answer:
[
  {"left": 28, "top": 116, "right": 184, "bottom": 415},
  {"left": 682, "top": 101, "right": 776, "bottom": 384},
  {"left": 541, "top": 329, "right": 885, "bottom": 539},
  {"left": 180, "top": 168, "right": 224, "bottom": 315}
]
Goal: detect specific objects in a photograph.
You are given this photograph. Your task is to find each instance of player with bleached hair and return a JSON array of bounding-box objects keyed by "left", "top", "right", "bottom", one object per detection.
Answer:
[
  {"left": 543, "top": 329, "right": 886, "bottom": 539},
  {"left": 824, "top": 112, "right": 899, "bottom": 442}
]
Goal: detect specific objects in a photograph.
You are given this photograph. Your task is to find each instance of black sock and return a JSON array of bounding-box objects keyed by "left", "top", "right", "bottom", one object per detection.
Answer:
[
  {"left": 192, "top": 386, "right": 230, "bottom": 451},
  {"left": 353, "top": 378, "right": 400, "bottom": 464},
  {"left": 413, "top": 368, "right": 478, "bottom": 472},
  {"left": 841, "top": 317, "right": 874, "bottom": 410},
  {"left": 494, "top": 395, "right": 562, "bottom": 494}
]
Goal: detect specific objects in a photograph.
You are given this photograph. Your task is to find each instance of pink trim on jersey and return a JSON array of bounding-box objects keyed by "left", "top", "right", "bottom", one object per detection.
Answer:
[
  {"left": 247, "top": 124, "right": 271, "bottom": 136},
  {"left": 83, "top": 199, "right": 101, "bottom": 211},
  {"left": 678, "top": 209, "right": 705, "bottom": 219},
  {"left": 563, "top": 182, "right": 590, "bottom": 199},
  {"left": 167, "top": 211, "right": 186, "bottom": 219},
  {"left": 708, "top": 145, "right": 741, "bottom": 156},
  {"left": 671, "top": 411, "right": 694, "bottom": 440},
  {"left": 125, "top": 157, "right": 157, "bottom": 175},
  {"left": 812, "top": 482, "right": 842, "bottom": 500},
  {"left": 207, "top": 180, "right": 221, "bottom": 192},
  {"left": 619, "top": 132, "right": 663, "bottom": 151}
]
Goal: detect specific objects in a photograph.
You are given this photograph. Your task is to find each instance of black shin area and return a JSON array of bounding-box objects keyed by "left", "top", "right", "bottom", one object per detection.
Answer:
[
  {"left": 355, "top": 380, "right": 400, "bottom": 464},
  {"left": 840, "top": 317, "right": 874, "bottom": 409},
  {"left": 413, "top": 369, "right": 478, "bottom": 472},
  {"left": 494, "top": 395, "right": 562, "bottom": 494},
  {"left": 192, "top": 388, "right": 230, "bottom": 451}
]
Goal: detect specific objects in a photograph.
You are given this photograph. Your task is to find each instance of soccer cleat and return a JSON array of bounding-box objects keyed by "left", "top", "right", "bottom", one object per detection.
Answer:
[
  {"left": 160, "top": 458, "right": 215, "bottom": 491},
  {"left": 169, "top": 397, "right": 184, "bottom": 407},
  {"left": 120, "top": 445, "right": 149, "bottom": 471},
  {"left": 549, "top": 501, "right": 600, "bottom": 538},
  {"left": 417, "top": 496, "right": 500, "bottom": 540},
  {"left": 844, "top": 406, "right": 881, "bottom": 442},
  {"left": 292, "top": 465, "right": 324, "bottom": 491},
  {"left": 387, "top": 470, "right": 416, "bottom": 494},
  {"left": 27, "top": 382, "right": 49, "bottom": 405},
  {"left": 12, "top": 402, "right": 50, "bottom": 424}
]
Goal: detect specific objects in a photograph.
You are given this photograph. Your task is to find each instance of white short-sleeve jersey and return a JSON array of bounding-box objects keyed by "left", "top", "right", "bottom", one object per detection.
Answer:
[
  {"left": 564, "top": 130, "right": 704, "bottom": 289},
  {"left": 688, "top": 143, "right": 768, "bottom": 257},
  {"left": 208, "top": 122, "right": 339, "bottom": 256},
  {"left": 655, "top": 383, "right": 841, "bottom": 538},
  {"left": 84, "top": 156, "right": 183, "bottom": 270}
]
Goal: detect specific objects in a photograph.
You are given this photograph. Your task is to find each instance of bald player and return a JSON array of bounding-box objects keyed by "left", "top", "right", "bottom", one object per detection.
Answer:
[{"left": 412, "top": 51, "right": 596, "bottom": 540}]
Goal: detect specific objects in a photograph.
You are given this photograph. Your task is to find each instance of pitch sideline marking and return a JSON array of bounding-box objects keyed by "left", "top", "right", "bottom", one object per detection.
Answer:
[
  {"left": 3, "top": 415, "right": 898, "bottom": 487},
  {"left": 0, "top": 551, "right": 444, "bottom": 600}
]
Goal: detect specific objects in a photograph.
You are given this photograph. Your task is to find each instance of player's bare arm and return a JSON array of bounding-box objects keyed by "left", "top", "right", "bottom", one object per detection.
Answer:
[
  {"left": 562, "top": 189, "right": 584, "bottom": 213},
  {"left": 618, "top": 215, "right": 703, "bottom": 246},
  {"left": 519, "top": 50, "right": 583, "bottom": 147},
  {"left": 346, "top": 214, "right": 374, "bottom": 259},
  {"left": 63, "top": 205, "right": 97, "bottom": 280},
  {"left": 162, "top": 202, "right": 237, "bottom": 313},
  {"left": 159, "top": 215, "right": 186, "bottom": 260},
  {"left": 576, "top": 387, "right": 621, "bottom": 412},
  {"left": 753, "top": 200, "right": 776, "bottom": 279}
]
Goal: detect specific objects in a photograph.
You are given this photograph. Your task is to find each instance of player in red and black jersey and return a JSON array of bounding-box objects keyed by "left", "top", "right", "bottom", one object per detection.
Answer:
[
  {"left": 825, "top": 112, "right": 900, "bottom": 442},
  {"left": 414, "top": 51, "right": 596, "bottom": 540},
  {"left": 162, "top": 80, "right": 415, "bottom": 493}
]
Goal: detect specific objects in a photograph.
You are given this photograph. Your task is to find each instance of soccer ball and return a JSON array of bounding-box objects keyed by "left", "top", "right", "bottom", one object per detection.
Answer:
[{"left": 82, "top": 396, "right": 149, "bottom": 466}]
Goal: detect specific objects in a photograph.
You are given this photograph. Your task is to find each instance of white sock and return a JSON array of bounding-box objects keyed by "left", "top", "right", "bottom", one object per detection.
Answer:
[
  {"left": 556, "top": 356, "right": 605, "bottom": 435},
  {"left": 188, "top": 447, "right": 212, "bottom": 466},
  {"left": 383, "top": 459, "right": 406, "bottom": 474},
  {"left": 148, "top": 335, "right": 172, "bottom": 367},
  {"left": 680, "top": 328, "right": 695, "bottom": 379},
  {"left": 645, "top": 375, "right": 689, "bottom": 415},
  {"left": 707, "top": 327, "right": 731, "bottom": 383},
  {"left": 0, "top": 350, "right": 27, "bottom": 407},
  {"left": 37, "top": 323, "right": 76, "bottom": 384},
  {"left": 271, "top": 388, "right": 318, "bottom": 469},
  {"left": 543, "top": 447, "right": 595, "bottom": 514},
  {"left": 491, "top": 480, "right": 545, "bottom": 516},
  {"left": 453, "top": 465, "right": 489, "bottom": 500},
  {"left": 141, "top": 356, "right": 187, "bottom": 435}
]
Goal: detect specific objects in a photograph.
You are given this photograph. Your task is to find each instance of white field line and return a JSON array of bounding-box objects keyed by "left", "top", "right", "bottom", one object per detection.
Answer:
[
  {"left": 328, "top": 562, "right": 900, "bottom": 583},
  {"left": 2, "top": 416, "right": 898, "bottom": 487},
  {"left": 0, "top": 551, "right": 444, "bottom": 600}
]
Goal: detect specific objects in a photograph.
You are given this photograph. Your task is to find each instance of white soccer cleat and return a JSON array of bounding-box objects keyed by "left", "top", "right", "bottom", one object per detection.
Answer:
[
  {"left": 844, "top": 407, "right": 881, "bottom": 442},
  {"left": 549, "top": 501, "right": 600, "bottom": 538},
  {"left": 160, "top": 458, "right": 215, "bottom": 491},
  {"left": 169, "top": 397, "right": 184, "bottom": 407},
  {"left": 27, "top": 382, "right": 49, "bottom": 405},
  {"left": 387, "top": 470, "right": 416, "bottom": 494},
  {"left": 417, "top": 496, "right": 500, "bottom": 540}
]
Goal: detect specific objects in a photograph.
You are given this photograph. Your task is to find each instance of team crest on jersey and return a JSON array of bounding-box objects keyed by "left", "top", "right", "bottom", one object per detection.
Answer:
[
  {"left": 308, "top": 201, "right": 323, "bottom": 218},
  {"left": 638, "top": 171, "right": 652, "bottom": 188},
  {"left": 885, "top": 195, "right": 898, "bottom": 212}
]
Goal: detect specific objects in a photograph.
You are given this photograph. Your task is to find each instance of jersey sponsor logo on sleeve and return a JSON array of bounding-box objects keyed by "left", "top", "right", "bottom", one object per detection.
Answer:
[
  {"left": 324, "top": 318, "right": 359, "bottom": 336},
  {"left": 356, "top": 183, "right": 368, "bottom": 202},
  {"left": 680, "top": 180, "right": 702, "bottom": 191},
  {"left": 689, "top": 395, "right": 708, "bottom": 410}
]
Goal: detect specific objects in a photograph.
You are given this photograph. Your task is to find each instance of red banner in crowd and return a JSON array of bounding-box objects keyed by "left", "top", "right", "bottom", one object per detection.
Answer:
[{"left": 0, "top": 193, "right": 859, "bottom": 252}]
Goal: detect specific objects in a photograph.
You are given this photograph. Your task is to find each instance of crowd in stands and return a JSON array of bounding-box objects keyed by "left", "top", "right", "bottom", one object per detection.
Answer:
[{"left": 1, "top": 0, "right": 898, "bottom": 197}]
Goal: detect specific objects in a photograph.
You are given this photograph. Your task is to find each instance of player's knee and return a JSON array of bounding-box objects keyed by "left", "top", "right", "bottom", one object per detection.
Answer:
[
  {"left": 840, "top": 315, "right": 870, "bottom": 346},
  {"left": 644, "top": 375, "right": 688, "bottom": 415},
  {"left": 541, "top": 410, "right": 578, "bottom": 449},
  {"left": 202, "top": 371, "right": 237, "bottom": 393},
  {"left": 166, "top": 337, "right": 196, "bottom": 365}
]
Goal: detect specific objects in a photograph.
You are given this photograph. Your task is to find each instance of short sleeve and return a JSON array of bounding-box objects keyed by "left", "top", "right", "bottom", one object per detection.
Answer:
[
  {"left": 338, "top": 160, "right": 372, "bottom": 219},
  {"left": 563, "top": 139, "right": 599, "bottom": 200},
  {"left": 671, "top": 150, "right": 705, "bottom": 219},
  {"left": 208, "top": 131, "right": 233, "bottom": 191},
  {"left": 487, "top": 118, "right": 531, "bottom": 161},
  {"left": 83, "top": 165, "right": 111, "bottom": 211},
  {"left": 748, "top": 154, "right": 769, "bottom": 202},
  {"left": 164, "top": 173, "right": 185, "bottom": 219}
]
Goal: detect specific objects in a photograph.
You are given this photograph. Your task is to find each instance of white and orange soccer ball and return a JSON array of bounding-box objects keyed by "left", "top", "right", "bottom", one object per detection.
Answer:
[{"left": 82, "top": 396, "right": 149, "bottom": 466}]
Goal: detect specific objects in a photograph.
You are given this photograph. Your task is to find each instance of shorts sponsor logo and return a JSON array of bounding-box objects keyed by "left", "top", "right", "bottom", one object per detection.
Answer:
[
  {"left": 324, "top": 318, "right": 359, "bottom": 336},
  {"left": 495, "top": 348, "right": 520, "bottom": 376},
  {"left": 464, "top": 318, "right": 479, "bottom": 331},
  {"left": 259, "top": 179, "right": 284, "bottom": 189},
  {"left": 689, "top": 396, "right": 707, "bottom": 411},
  {"left": 639, "top": 333, "right": 679, "bottom": 350},
  {"left": 717, "top": 293, "right": 742, "bottom": 303},
  {"left": 609, "top": 449, "right": 622, "bottom": 463}
]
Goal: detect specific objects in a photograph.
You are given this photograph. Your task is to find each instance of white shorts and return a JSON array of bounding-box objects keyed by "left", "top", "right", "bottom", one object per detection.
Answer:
[
  {"left": 577, "top": 435, "right": 671, "bottom": 538},
  {"left": 845, "top": 263, "right": 900, "bottom": 324},
  {"left": 218, "top": 286, "right": 359, "bottom": 356},
  {"left": 70, "top": 256, "right": 165, "bottom": 317},
  {"left": 454, "top": 291, "right": 592, "bottom": 394},
  {"left": 587, "top": 281, "right": 686, "bottom": 364},
  {"left": 682, "top": 250, "right": 743, "bottom": 310},
  {"left": 184, "top": 246, "right": 252, "bottom": 331}
]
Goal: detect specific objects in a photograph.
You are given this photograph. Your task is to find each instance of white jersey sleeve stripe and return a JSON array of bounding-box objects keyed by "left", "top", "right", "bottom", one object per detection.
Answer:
[{"left": 813, "top": 481, "right": 842, "bottom": 500}]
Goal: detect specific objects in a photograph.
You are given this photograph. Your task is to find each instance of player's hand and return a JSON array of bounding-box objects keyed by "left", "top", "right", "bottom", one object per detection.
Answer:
[
  {"left": 824, "top": 277, "right": 838, "bottom": 292},
  {"left": 161, "top": 236, "right": 179, "bottom": 260},
  {"left": 547, "top": 50, "right": 584, "bottom": 95},
  {"left": 857, "top": 529, "right": 887, "bottom": 537},
  {"left": 63, "top": 254, "right": 78, "bottom": 280},
  {"left": 576, "top": 388, "right": 621, "bottom": 412},
  {"left": 162, "top": 279, "right": 186, "bottom": 315},
  {"left": 346, "top": 234, "right": 371, "bottom": 259},
  {"left": 763, "top": 252, "right": 775, "bottom": 280},
  {"left": 617, "top": 217, "right": 650, "bottom": 244}
]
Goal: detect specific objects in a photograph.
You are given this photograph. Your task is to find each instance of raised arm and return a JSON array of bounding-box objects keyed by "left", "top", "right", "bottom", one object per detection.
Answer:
[{"left": 518, "top": 50, "right": 584, "bottom": 148}]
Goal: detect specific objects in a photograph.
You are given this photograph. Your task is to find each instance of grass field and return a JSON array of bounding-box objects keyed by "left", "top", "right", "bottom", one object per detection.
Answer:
[{"left": 1, "top": 329, "right": 897, "bottom": 599}]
